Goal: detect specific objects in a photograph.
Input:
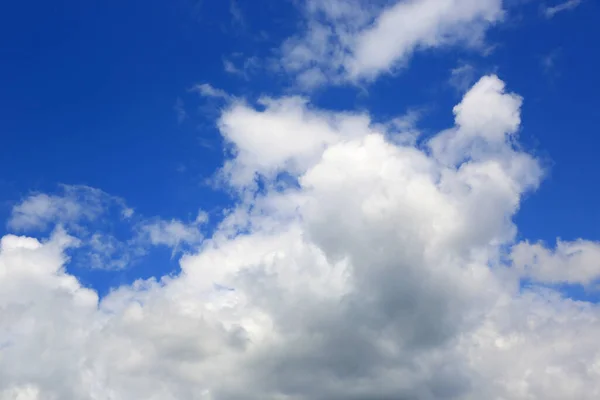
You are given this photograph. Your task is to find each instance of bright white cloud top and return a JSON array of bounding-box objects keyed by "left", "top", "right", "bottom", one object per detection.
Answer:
[
  {"left": 2, "top": 73, "right": 600, "bottom": 399},
  {"left": 282, "top": 0, "right": 504, "bottom": 87}
]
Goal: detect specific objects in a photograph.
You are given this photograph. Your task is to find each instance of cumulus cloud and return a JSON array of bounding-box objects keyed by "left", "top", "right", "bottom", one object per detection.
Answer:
[
  {"left": 280, "top": 0, "right": 504, "bottom": 86},
  {"left": 512, "top": 239, "right": 600, "bottom": 285},
  {"left": 429, "top": 75, "right": 527, "bottom": 166},
  {"left": 3, "top": 76, "right": 600, "bottom": 399}
]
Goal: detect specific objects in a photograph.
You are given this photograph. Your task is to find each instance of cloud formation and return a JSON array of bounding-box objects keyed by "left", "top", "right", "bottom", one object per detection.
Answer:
[
  {"left": 8, "top": 185, "right": 131, "bottom": 232},
  {"left": 512, "top": 239, "right": 600, "bottom": 285},
  {"left": 191, "top": 83, "right": 231, "bottom": 100},
  {"left": 449, "top": 63, "right": 477, "bottom": 92},
  {"left": 280, "top": 0, "right": 504, "bottom": 87},
  {"left": 7, "top": 185, "right": 204, "bottom": 270},
  {"left": 138, "top": 218, "right": 204, "bottom": 248},
  {"left": 543, "top": 0, "right": 582, "bottom": 18},
  {"left": 2, "top": 76, "right": 600, "bottom": 399}
]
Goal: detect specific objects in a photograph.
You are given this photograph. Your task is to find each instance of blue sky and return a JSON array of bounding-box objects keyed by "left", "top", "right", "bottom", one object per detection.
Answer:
[{"left": 2, "top": 1, "right": 600, "bottom": 398}]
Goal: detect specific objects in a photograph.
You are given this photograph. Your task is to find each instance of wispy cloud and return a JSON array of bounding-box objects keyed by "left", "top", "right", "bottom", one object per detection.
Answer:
[
  {"left": 229, "top": 0, "right": 245, "bottom": 28},
  {"left": 223, "top": 56, "right": 260, "bottom": 80},
  {"left": 138, "top": 218, "right": 203, "bottom": 248},
  {"left": 8, "top": 184, "right": 128, "bottom": 232},
  {"left": 223, "top": 59, "right": 242, "bottom": 76},
  {"left": 540, "top": 48, "right": 562, "bottom": 78},
  {"left": 174, "top": 97, "right": 187, "bottom": 124},
  {"left": 7, "top": 185, "right": 206, "bottom": 270},
  {"left": 190, "top": 83, "right": 231, "bottom": 100},
  {"left": 543, "top": 0, "right": 582, "bottom": 18},
  {"left": 449, "top": 63, "right": 477, "bottom": 93}
]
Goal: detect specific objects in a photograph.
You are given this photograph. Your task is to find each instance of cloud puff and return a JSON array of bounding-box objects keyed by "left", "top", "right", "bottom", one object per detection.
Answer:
[
  {"left": 280, "top": 0, "right": 504, "bottom": 87},
  {"left": 2, "top": 76, "right": 600, "bottom": 399},
  {"left": 512, "top": 239, "right": 600, "bottom": 285},
  {"left": 138, "top": 219, "right": 204, "bottom": 248},
  {"left": 217, "top": 96, "right": 372, "bottom": 187}
]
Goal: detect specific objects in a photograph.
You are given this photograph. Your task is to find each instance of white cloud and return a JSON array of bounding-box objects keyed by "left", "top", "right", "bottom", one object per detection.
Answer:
[
  {"left": 121, "top": 206, "right": 134, "bottom": 219},
  {"left": 7, "top": 185, "right": 145, "bottom": 271},
  {"left": 191, "top": 83, "right": 231, "bottom": 100},
  {"left": 449, "top": 63, "right": 477, "bottom": 92},
  {"left": 217, "top": 96, "right": 374, "bottom": 187},
  {"left": 347, "top": 0, "right": 502, "bottom": 80},
  {"left": 86, "top": 233, "right": 143, "bottom": 270},
  {"left": 195, "top": 210, "right": 209, "bottom": 224},
  {"left": 429, "top": 75, "right": 527, "bottom": 167},
  {"left": 512, "top": 239, "right": 600, "bottom": 285},
  {"left": 7, "top": 185, "right": 204, "bottom": 270},
  {"left": 452, "top": 75, "right": 522, "bottom": 138},
  {"left": 138, "top": 219, "right": 203, "bottom": 248},
  {"left": 223, "top": 56, "right": 260, "bottom": 80},
  {"left": 544, "top": 0, "right": 582, "bottom": 18},
  {"left": 280, "top": 0, "right": 504, "bottom": 86},
  {"left": 8, "top": 185, "right": 128, "bottom": 232},
  {"left": 3, "top": 77, "right": 600, "bottom": 399}
]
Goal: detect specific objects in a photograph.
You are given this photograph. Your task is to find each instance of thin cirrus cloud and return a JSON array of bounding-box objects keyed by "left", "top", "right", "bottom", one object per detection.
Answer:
[
  {"left": 543, "top": 0, "right": 582, "bottom": 18},
  {"left": 449, "top": 62, "right": 478, "bottom": 92},
  {"left": 190, "top": 83, "right": 232, "bottom": 100},
  {"left": 3, "top": 75, "right": 600, "bottom": 399}
]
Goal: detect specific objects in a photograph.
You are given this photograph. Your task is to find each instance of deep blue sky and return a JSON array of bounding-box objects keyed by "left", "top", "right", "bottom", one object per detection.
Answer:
[{"left": 1, "top": 0, "right": 599, "bottom": 293}]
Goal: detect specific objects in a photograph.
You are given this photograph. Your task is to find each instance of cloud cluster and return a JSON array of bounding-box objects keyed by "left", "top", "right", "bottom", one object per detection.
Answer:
[
  {"left": 6, "top": 185, "right": 204, "bottom": 270},
  {"left": 2, "top": 75, "right": 600, "bottom": 399},
  {"left": 8, "top": 185, "right": 132, "bottom": 232},
  {"left": 280, "top": 0, "right": 504, "bottom": 87},
  {"left": 512, "top": 239, "right": 600, "bottom": 285}
]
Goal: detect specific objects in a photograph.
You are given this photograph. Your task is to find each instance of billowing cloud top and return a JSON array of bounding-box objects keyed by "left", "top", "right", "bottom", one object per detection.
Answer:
[{"left": 2, "top": 74, "right": 600, "bottom": 400}]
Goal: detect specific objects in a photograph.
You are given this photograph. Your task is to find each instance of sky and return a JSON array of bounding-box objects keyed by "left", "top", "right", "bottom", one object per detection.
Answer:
[{"left": 1, "top": 0, "right": 600, "bottom": 399}]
